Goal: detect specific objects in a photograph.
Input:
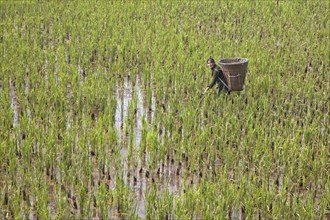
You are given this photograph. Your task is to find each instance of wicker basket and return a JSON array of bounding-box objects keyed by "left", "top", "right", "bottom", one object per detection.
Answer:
[{"left": 218, "top": 58, "right": 248, "bottom": 91}]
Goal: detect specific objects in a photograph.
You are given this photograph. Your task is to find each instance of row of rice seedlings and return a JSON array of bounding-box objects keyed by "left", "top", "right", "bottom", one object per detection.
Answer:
[{"left": 1, "top": 0, "right": 328, "bottom": 218}]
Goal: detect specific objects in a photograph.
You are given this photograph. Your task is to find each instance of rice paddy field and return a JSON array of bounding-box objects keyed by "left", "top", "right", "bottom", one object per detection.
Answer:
[{"left": 1, "top": 1, "right": 329, "bottom": 219}]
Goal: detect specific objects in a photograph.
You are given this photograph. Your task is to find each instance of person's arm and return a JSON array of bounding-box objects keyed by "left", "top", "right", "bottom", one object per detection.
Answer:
[{"left": 208, "top": 70, "right": 220, "bottom": 89}]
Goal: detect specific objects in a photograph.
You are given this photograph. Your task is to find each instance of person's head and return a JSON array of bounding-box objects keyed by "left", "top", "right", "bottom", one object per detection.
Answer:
[{"left": 207, "top": 57, "right": 215, "bottom": 69}]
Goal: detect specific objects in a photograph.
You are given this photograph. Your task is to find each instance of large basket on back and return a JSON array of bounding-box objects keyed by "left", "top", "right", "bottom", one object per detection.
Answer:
[{"left": 218, "top": 58, "right": 248, "bottom": 91}]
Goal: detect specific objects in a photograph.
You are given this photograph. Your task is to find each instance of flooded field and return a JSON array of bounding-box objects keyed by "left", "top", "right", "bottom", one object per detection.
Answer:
[{"left": 1, "top": 1, "right": 329, "bottom": 219}]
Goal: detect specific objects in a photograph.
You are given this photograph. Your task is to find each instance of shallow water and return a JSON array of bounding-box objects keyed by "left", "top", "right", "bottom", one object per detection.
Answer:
[{"left": 114, "top": 75, "right": 192, "bottom": 218}]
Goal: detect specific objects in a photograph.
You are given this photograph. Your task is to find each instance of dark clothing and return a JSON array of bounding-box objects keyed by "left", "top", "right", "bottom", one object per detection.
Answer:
[{"left": 208, "top": 65, "right": 228, "bottom": 95}]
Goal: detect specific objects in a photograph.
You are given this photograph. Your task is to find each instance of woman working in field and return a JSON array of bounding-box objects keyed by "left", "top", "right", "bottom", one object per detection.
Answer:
[{"left": 204, "top": 57, "right": 229, "bottom": 95}]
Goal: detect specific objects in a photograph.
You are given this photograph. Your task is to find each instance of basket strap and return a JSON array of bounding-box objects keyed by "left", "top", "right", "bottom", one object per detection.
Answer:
[{"left": 218, "top": 77, "right": 229, "bottom": 90}]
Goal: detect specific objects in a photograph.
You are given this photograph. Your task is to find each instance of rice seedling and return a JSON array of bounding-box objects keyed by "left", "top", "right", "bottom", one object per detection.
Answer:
[{"left": 1, "top": 1, "right": 329, "bottom": 219}]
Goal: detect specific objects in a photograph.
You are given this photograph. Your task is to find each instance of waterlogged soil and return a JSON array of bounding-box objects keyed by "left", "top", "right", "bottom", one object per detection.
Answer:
[
  {"left": 115, "top": 75, "right": 154, "bottom": 145},
  {"left": 5, "top": 74, "right": 325, "bottom": 220},
  {"left": 114, "top": 75, "right": 171, "bottom": 218},
  {"left": 5, "top": 73, "right": 186, "bottom": 218}
]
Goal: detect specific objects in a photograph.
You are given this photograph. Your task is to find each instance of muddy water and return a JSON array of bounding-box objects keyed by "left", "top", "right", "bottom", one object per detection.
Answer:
[
  {"left": 115, "top": 75, "right": 146, "bottom": 218},
  {"left": 134, "top": 75, "right": 145, "bottom": 146},
  {"left": 115, "top": 75, "right": 155, "bottom": 144},
  {"left": 115, "top": 75, "right": 180, "bottom": 218}
]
